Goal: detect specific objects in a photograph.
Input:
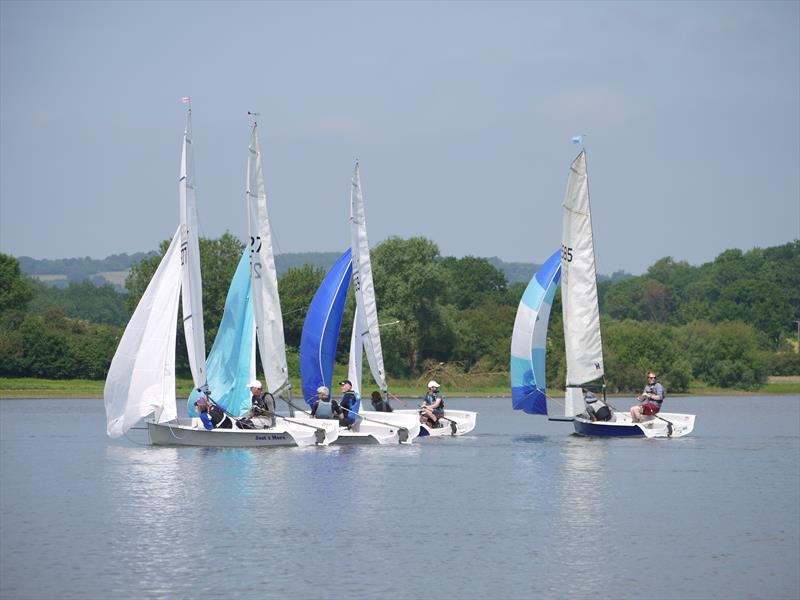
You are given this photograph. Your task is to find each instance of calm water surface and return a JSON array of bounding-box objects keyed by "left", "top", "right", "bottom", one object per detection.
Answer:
[{"left": 1, "top": 395, "right": 798, "bottom": 600}]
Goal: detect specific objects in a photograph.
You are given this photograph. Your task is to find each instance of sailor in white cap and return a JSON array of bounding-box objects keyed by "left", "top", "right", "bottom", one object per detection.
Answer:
[
  {"left": 420, "top": 380, "right": 445, "bottom": 428},
  {"left": 245, "top": 379, "right": 276, "bottom": 427}
]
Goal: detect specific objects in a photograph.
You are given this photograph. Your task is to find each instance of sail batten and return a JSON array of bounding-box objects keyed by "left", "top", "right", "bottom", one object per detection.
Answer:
[
  {"left": 561, "top": 149, "right": 604, "bottom": 388},
  {"left": 247, "top": 124, "right": 289, "bottom": 394}
]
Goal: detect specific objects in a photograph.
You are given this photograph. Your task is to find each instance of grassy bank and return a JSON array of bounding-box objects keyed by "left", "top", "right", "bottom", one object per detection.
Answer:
[{"left": 1, "top": 375, "right": 798, "bottom": 399}]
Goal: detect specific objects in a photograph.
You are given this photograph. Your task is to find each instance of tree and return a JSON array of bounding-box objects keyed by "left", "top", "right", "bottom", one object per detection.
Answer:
[
  {"left": 0, "top": 254, "right": 34, "bottom": 312},
  {"left": 372, "top": 237, "right": 452, "bottom": 375},
  {"left": 439, "top": 256, "right": 508, "bottom": 309}
]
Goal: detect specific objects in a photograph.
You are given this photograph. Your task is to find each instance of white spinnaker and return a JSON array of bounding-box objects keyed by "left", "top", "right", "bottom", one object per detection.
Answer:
[
  {"left": 561, "top": 149, "right": 604, "bottom": 388},
  {"left": 179, "top": 110, "right": 207, "bottom": 389},
  {"left": 105, "top": 228, "right": 182, "bottom": 437},
  {"left": 247, "top": 123, "right": 289, "bottom": 394},
  {"left": 349, "top": 162, "right": 387, "bottom": 392},
  {"left": 348, "top": 304, "right": 365, "bottom": 395}
]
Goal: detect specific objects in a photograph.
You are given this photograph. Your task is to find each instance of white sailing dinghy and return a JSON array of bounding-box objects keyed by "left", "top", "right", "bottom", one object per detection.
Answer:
[
  {"left": 105, "top": 110, "right": 336, "bottom": 447},
  {"left": 561, "top": 149, "right": 695, "bottom": 438},
  {"left": 342, "top": 161, "right": 420, "bottom": 444}
]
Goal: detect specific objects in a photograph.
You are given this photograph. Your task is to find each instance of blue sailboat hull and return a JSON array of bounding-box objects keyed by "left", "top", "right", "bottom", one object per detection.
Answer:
[{"left": 573, "top": 416, "right": 645, "bottom": 437}]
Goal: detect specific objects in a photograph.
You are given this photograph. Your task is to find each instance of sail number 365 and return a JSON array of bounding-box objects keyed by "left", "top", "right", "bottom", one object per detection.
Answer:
[{"left": 561, "top": 245, "right": 573, "bottom": 262}]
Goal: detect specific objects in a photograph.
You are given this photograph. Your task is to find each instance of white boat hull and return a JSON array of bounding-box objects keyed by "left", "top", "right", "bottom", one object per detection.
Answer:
[
  {"left": 395, "top": 409, "right": 477, "bottom": 437},
  {"left": 147, "top": 417, "right": 339, "bottom": 447},
  {"left": 333, "top": 411, "right": 421, "bottom": 445},
  {"left": 573, "top": 411, "right": 695, "bottom": 438}
]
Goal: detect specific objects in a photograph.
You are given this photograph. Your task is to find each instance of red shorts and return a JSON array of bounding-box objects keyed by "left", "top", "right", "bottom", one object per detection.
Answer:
[{"left": 642, "top": 403, "right": 660, "bottom": 416}]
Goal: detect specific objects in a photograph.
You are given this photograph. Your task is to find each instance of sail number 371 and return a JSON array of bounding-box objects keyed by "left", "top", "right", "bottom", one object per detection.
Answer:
[{"left": 561, "top": 245, "right": 573, "bottom": 262}]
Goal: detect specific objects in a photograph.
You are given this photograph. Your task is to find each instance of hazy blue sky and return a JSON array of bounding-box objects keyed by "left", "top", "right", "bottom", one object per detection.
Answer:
[{"left": 1, "top": 1, "right": 798, "bottom": 275}]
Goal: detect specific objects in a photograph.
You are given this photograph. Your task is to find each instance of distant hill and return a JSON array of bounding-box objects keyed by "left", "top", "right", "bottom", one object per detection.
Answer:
[{"left": 16, "top": 250, "right": 629, "bottom": 289}]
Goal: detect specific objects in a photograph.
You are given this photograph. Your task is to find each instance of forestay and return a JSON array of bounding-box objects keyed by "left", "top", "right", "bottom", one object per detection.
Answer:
[
  {"left": 105, "top": 229, "right": 182, "bottom": 438},
  {"left": 510, "top": 250, "right": 561, "bottom": 415},
  {"left": 247, "top": 123, "right": 289, "bottom": 395},
  {"left": 561, "top": 149, "right": 604, "bottom": 389},
  {"left": 299, "top": 249, "right": 353, "bottom": 406},
  {"left": 187, "top": 249, "right": 255, "bottom": 417},
  {"left": 178, "top": 110, "right": 207, "bottom": 390},
  {"left": 347, "top": 162, "right": 387, "bottom": 394}
]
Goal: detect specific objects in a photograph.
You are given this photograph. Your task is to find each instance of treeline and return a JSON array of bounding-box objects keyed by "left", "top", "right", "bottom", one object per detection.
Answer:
[{"left": 1, "top": 239, "right": 798, "bottom": 390}]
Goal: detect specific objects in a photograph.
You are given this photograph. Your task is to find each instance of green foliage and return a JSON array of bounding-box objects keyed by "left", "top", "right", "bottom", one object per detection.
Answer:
[
  {"left": 28, "top": 280, "right": 128, "bottom": 326},
  {"left": 439, "top": 256, "right": 508, "bottom": 309},
  {"left": 770, "top": 352, "right": 800, "bottom": 376},
  {"left": 0, "top": 309, "right": 120, "bottom": 379},
  {"left": 677, "top": 321, "right": 770, "bottom": 389},
  {"left": 0, "top": 254, "right": 34, "bottom": 312},
  {"left": 601, "top": 319, "right": 691, "bottom": 393}
]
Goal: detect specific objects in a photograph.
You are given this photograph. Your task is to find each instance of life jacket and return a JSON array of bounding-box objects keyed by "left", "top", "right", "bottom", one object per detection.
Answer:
[
  {"left": 315, "top": 399, "right": 333, "bottom": 419},
  {"left": 339, "top": 392, "right": 361, "bottom": 422},
  {"left": 585, "top": 394, "right": 611, "bottom": 421},
  {"left": 209, "top": 405, "right": 232, "bottom": 429}
]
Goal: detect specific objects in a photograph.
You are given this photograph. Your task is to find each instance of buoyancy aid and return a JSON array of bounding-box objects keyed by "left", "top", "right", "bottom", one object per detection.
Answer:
[{"left": 315, "top": 399, "right": 333, "bottom": 419}]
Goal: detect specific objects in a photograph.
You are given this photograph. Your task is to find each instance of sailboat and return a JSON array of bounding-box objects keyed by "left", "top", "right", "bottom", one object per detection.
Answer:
[
  {"left": 299, "top": 164, "right": 420, "bottom": 444},
  {"left": 105, "top": 110, "right": 337, "bottom": 447},
  {"left": 512, "top": 148, "right": 694, "bottom": 438}
]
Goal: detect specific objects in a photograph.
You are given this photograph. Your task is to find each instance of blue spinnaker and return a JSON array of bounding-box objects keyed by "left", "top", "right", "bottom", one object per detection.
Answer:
[
  {"left": 187, "top": 249, "right": 255, "bottom": 417},
  {"left": 510, "top": 250, "right": 561, "bottom": 414},
  {"left": 299, "top": 249, "right": 353, "bottom": 407}
]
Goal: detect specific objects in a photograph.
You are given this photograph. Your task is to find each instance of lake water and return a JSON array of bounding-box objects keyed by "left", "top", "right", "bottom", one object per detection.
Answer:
[{"left": 1, "top": 395, "right": 798, "bottom": 600}]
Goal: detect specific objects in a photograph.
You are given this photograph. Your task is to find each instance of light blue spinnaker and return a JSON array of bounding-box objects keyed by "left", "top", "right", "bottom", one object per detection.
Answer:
[
  {"left": 187, "top": 249, "right": 255, "bottom": 417},
  {"left": 299, "top": 249, "right": 353, "bottom": 408},
  {"left": 510, "top": 250, "right": 561, "bottom": 414}
]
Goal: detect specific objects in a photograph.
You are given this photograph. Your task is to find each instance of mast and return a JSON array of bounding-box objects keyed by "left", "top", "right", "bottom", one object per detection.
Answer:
[
  {"left": 349, "top": 161, "right": 387, "bottom": 395},
  {"left": 247, "top": 120, "right": 290, "bottom": 397},
  {"left": 561, "top": 149, "right": 604, "bottom": 391},
  {"left": 179, "top": 105, "right": 208, "bottom": 391}
]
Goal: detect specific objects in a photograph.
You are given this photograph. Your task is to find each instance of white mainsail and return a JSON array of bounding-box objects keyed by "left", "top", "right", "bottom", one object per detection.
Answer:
[
  {"left": 179, "top": 109, "right": 207, "bottom": 389},
  {"left": 348, "top": 161, "right": 387, "bottom": 393},
  {"left": 561, "top": 149, "right": 604, "bottom": 390},
  {"left": 105, "top": 229, "right": 182, "bottom": 437},
  {"left": 247, "top": 123, "right": 289, "bottom": 394}
]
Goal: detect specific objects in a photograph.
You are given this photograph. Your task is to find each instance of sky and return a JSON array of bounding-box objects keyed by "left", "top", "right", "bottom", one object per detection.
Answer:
[{"left": 1, "top": 1, "right": 798, "bottom": 276}]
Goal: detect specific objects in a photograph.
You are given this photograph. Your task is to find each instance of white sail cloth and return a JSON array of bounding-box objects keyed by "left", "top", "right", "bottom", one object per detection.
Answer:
[
  {"left": 247, "top": 123, "right": 289, "bottom": 394},
  {"left": 348, "top": 162, "right": 387, "bottom": 393},
  {"left": 178, "top": 111, "right": 207, "bottom": 390},
  {"left": 561, "top": 150, "right": 604, "bottom": 387},
  {"left": 105, "top": 229, "right": 182, "bottom": 437}
]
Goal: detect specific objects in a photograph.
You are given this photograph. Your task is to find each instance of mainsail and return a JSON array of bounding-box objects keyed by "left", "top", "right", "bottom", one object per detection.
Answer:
[
  {"left": 247, "top": 123, "right": 289, "bottom": 395},
  {"left": 187, "top": 249, "right": 255, "bottom": 417},
  {"left": 510, "top": 250, "right": 561, "bottom": 415},
  {"left": 347, "top": 162, "right": 387, "bottom": 394},
  {"left": 178, "top": 109, "right": 207, "bottom": 390},
  {"left": 105, "top": 229, "right": 182, "bottom": 438},
  {"left": 561, "top": 149, "right": 604, "bottom": 389},
  {"left": 299, "top": 249, "right": 353, "bottom": 406}
]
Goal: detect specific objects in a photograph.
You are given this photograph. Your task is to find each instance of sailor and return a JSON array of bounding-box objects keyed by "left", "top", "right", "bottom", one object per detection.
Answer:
[
  {"left": 631, "top": 371, "right": 665, "bottom": 422},
  {"left": 419, "top": 380, "right": 445, "bottom": 427},
  {"left": 584, "top": 389, "right": 611, "bottom": 421},
  {"left": 246, "top": 380, "right": 276, "bottom": 427},
  {"left": 195, "top": 395, "right": 232, "bottom": 430},
  {"left": 310, "top": 386, "right": 337, "bottom": 419},
  {"left": 370, "top": 390, "right": 393, "bottom": 412},
  {"left": 336, "top": 380, "right": 360, "bottom": 428}
]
